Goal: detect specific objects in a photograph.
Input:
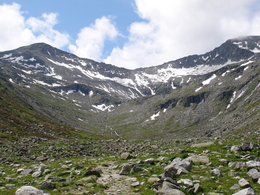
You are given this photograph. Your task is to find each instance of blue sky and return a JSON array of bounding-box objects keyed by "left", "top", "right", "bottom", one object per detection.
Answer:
[{"left": 1, "top": 0, "right": 260, "bottom": 69}]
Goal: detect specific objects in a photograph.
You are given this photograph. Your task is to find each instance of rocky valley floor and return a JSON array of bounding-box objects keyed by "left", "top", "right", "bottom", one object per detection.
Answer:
[{"left": 1, "top": 130, "right": 260, "bottom": 195}]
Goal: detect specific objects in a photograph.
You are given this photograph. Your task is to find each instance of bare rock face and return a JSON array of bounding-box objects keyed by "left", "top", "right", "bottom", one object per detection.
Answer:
[{"left": 15, "top": 186, "right": 50, "bottom": 195}]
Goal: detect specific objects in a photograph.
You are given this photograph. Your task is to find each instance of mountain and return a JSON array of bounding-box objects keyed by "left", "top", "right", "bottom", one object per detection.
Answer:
[{"left": 0, "top": 35, "right": 260, "bottom": 139}]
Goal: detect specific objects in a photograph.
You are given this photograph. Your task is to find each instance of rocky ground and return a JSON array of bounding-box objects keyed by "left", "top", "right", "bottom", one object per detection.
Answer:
[{"left": 1, "top": 131, "right": 260, "bottom": 195}]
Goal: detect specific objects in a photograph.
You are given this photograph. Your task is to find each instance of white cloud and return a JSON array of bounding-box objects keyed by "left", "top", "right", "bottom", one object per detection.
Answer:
[
  {"left": 0, "top": 3, "right": 69, "bottom": 51},
  {"left": 69, "top": 16, "right": 119, "bottom": 62},
  {"left": 104, "top": 0, "right": 260, "bottom": 69}
]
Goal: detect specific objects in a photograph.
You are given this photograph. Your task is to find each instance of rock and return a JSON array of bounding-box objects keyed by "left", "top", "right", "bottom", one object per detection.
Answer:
[
  {"left": 185, "top": 155, "right": 210, "bottom": 164},
  {"left": 35, "top": 156, "right": 47, "bottom": 161},
  {"left": 147, "top": 175, "right": 160, "bottom": 183},
  {"left": 236, "top": 162, "right": 247, "bottom": 170},
  {"left": 20, "top": 169, "right": 33, "bottom": 175},
  {"left": 119, "top": 163, "right": 132, "bottom": 175},
  {"left": 131, "top": 181, "right": 141, "bottom": 187},
  {"left": 157, "top": 181, "right": 184, "bottom": 195},
  {"left": 247, "top": 168, "right": 260, "bottom": 180},
  {"left": 246, "top": 161, "right": 260, "bottom": 168},
  {"left": 232, "top": 187, "right": 255, "bottom": 195},
  {"left": 238, "top": 178, "right": 250, "bottom": 187},
  {"left": 32, "top": 171, "right": 42, "bottom": 178},
  {"left": 230, "top": 184, "right": 240, "bottom": 190},
  {"left": 41, "top": 182, "right": 56, "bottom": 190},
  {"left": 210, "top": 168, "right": 222, "bottom": 176},
  {"left": 192, "top": 141, "right": 213, "bottom": 148},
  {"left": 120, "top": 152, "right": 131, "bottom": 160},
  {"left": 84, "top": 169, "right": 101, "bottom": 177},
  {"left": 15, "top": 186, "right": 50, "bottom": 195},
  {"left": 162, "top": 164, "right": 178, "bottom": 179},
  {"left": 172, "top": 157, "right": 192, "bottom": 171},
  {"left": 144, "top": 158, "right": 155, "bottom": 165},
  {"left": 231, "top": 145, "right": 240, "bottom": 152},
  {"left": 5, "top": 184, "right": 16, "bottom": 188},
  {"left": 132, "top": 165, "right": 145, "bottom": 172},
  {"left": 219, "top": 159, "right": 229, "bottom": 164},
  {"left": 193, "top": 183, "right": 202, "bottom": 193},
  {"left": 177, "top": 179, "right": 193, "bottom": 187}
]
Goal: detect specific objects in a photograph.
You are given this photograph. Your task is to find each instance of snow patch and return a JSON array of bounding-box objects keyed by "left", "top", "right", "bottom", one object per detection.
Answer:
[
  {"left": 202, "top": 74, "right": 216, "bottom": 85},
  {"left": 89, "top": 90, "right": 94, "bottom": 97},
  {"left": 150, "top": 112, "right": 160, "bottom": 120},
  {"left": 235, "top": 75, "right": 242, "bottom": 80},
  {"left": 195, "top": 87, "right": 203, "bottom": 92},
  {"left": 92, "top": 104, "right": 114, "bottom": 112}
]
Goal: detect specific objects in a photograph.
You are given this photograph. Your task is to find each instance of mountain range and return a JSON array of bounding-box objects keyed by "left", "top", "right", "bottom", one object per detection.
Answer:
[{"left": 0, "top": 35, "right": 259, "bottom": 139}]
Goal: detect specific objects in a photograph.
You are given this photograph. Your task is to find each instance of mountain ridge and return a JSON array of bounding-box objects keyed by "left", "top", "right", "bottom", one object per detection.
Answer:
[{"left": 0, "top": 35, "right": 260, "bottom": 139}]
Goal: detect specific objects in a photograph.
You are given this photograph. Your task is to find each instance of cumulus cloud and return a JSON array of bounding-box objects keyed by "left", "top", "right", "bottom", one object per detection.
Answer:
[
  {"left": 104, "top": 0, "right": 260, "bottom": 69},
  {"left": 69, "top": 16, "right": 119, "bottom": 62},
  {"left": 0, "top": 3, "right": 69, "bottom": 51}
]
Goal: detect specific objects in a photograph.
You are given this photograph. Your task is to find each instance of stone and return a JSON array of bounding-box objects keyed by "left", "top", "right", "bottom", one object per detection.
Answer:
[
  {"left": 247, "top": 168, "right": 260, "bottom": 180},
  {"left": 32, "top": 171, "right": 42, "bottom": 178},
  {"left": 144, "top": 158, "right": 155, "bottom": 165},
  {"left": 147, "top": 175, "right": 160, "bottom": 183},
  {"left": 20, "top": 169, "right": 33, "bottom": 175},
  {"left": 192, "top": 142, "right": 213, "bottom": 148},
  {"left": 35, "top": 156, "right": 47, "bottom": 161},
  {"left": 15, "top": 186, "right": 50, "bottom": 195},
  {"left": 172, "top": 157, "right": 192, "bottom": 171},
  {"left": 232, "top": 187, "right": 255, "bottom": 195},
  {"left": 41, "top": 182, "right": 56, "bottom": 190},
  {"left": 230, "top": 184, "right": 240, "bottom": 190},
  {"left": 119, "top": 163, "right": 132, "bottom": 175},
  {"left": 238, "top": 178, "right": 250, "bottom": 187},
  {"left": 120, "top": 152, "right": 131, "bottom": 160},
  {"left": 131, "top": 181, "right": 141, "bottom": 187},
  {"left": 163, "top": 164, "right": 178, "bottom": 179},
  {"left": 160, "top": 181, "right": 181, "bottom": 191},
  {"left": 185, "top": 155, "right": 210, "bottom": 164},
  {"left": 177, "top": 179, "right": 193, "bottom": 187},
  {"left": 132, "top": 165, "right": 145, "bottom": 172},
  {"left": 246, "top": 161, "right": 260, "bottom": 168},
  {"left": 235, "top": 162, "right": 247, "bottom": 170},
  {"left": 210, "top": 168, "right": 222, "bottom": 176},
  {"left": 241, "top": 142, "right": 251, "bottom": 151},
  {"left": 231, "top": 145, "right": 240, "bottom": 152},
  {"left": 193, "top": 183, "right": 202, "bottom": 193},
  {"left": 84, "top": 169, "right": 101, "bottom": 177}
]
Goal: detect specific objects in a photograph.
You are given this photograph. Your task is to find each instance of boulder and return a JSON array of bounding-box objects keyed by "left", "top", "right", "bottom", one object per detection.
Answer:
[
  {"left": 185, "top": 155, "right": 210, "bottom": 164},
  {"left": 15, "top": 186, "right": 50, "bottom": 195},
  {"left": 120, "top": 152, "right": 131, "bottom": 160},
  {"left": 119, "top": 163, "right": 132, "bottom": 175},
  {"left": 32, "top": 171, "right": 42, "bottom": 178},
  {"left": 231, "top": 145, "right": 240, "bottom": 152},
  {"left": 232, "top": 187, "right": 255, "bottom": 195},
  {"left": 210, "top": 168, "right": 222, "bottom": 176},
  {"left": 247, "top": 168, "right": 260, "bottom": 180},
  {"left": 246, "top": 161, "right": 260, "bottom": 168},
  {"left": 238, "top": 178, "right": 250, "bottom": 187},
  {"left": 41, "top": 182, "right": 56, "bottom": 190}
]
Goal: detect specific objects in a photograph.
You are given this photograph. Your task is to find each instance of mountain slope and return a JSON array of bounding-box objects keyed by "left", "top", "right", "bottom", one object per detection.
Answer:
[{"left": 0, "top": 36, "right": 260, "bottom": 139}]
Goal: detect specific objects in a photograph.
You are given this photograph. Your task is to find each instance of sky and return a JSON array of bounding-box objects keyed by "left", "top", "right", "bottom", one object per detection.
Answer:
[{"left": 1, "top": 0, "right": 260, "bottom": 69}]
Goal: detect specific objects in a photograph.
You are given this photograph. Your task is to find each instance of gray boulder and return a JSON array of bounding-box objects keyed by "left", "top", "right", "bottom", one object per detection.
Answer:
[
  {"left": 247, "top": 168, "right": 260, "bottom": 180},
  {"left": 185, "top": 155, "right": 210, "bottom": 164},
  {"left": 232, "top": 187, "right": 255, "bottom": 195},
  {"left": 210, "top": 168, "right": 222, "bottom": 176},
  {"left": 119, "top": 163, "right": 132, "bottom": 175},
  {"left": 15, "top": 186, "right": 50, "bottom": 195},
  {"left": 238, "top": 178, "right": 250, "bottom": 187}
]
